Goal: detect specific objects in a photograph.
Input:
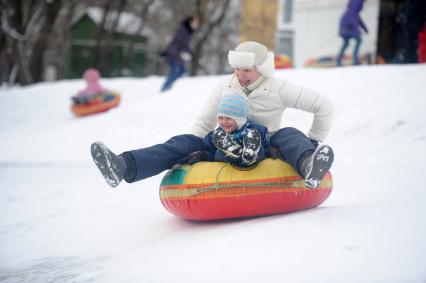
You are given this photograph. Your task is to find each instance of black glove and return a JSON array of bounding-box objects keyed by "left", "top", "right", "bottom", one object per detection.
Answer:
[
  {"left": 181, "top": 151, "right": 208, "bottom": 165},
  {"left": 212, "top": 128, "right": 242, "bottom": 159},
  {"left": 266, "top": 146, "right": 282, "bottom": 159}
]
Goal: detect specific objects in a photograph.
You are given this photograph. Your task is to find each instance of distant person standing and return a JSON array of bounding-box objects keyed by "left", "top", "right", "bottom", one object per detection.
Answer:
[
  {"left": 336, "top": 0, "right": 368, "bottom": 66},
  {"left": 160, "top": 16, "right": 199, "bottom": 92}
]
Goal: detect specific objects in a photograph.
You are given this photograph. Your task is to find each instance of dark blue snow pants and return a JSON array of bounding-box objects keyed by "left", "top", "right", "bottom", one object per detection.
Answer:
[
  {"left": 122, "top": 128, "right": 316, "bottom": 183},
  {"left": 270, "top": 127, "right": 317, "bottom": 175},
  {"left": 161, "top": 59, "right": 186, "bottom": 92},
  {"left": 122, "top": 134, "right": 204, "bottom": 182}
]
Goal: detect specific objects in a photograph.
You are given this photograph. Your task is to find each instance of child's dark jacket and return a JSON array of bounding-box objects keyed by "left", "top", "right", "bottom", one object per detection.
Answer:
[{"left": 203, "top": 121, "right": 270, "bottom": 165}]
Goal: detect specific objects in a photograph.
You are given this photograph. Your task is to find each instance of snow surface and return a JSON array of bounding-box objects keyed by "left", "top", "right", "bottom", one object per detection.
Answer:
[{"left": 1, "top": 65, "right": 426, "bottom": 282}]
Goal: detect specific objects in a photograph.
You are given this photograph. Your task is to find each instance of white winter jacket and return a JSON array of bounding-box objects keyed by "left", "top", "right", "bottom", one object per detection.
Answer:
[{"left": 191, "top": 74, "right": 334, "bottom": 142}]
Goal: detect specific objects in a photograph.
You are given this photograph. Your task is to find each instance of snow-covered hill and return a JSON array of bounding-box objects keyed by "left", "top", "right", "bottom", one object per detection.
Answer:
[{"left": 1, "top": 65, "right": 425, "bottom": 282}]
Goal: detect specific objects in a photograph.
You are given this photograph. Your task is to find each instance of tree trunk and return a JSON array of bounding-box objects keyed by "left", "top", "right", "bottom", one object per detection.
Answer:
[
  {"left": 94, "top": 0, "right": 113, "bottom": 74},
  {"left": 55, "top": 0, "right": 80, "bottom": 80},
  {"left": 102, "top": 0, "right": 127, "bottom": 76},
  {"left": 30, "top": 0, "right": 63, "bottom": 82},
  {"left": 2, "top": 0, "right": 36, "bottom": 85},
  {"left": 120, "top": 0, "right": 155, "bottom": 74},
  {"left": 190, "top": 0, "right": 231, "bottom": 76}
]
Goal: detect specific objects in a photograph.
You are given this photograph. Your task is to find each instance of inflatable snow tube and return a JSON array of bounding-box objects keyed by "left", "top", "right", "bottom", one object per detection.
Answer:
[
  {"left": 160, "top": 159, "right": 333, "bottom": 221},
  {"left": 71, "top": 92, "right": 121, "bottom": 117}
]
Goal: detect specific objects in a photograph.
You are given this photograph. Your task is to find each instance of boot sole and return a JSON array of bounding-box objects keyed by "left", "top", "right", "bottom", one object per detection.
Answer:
[
  {"left": 91, "top": 142, "right": 120, "bottom": 187},
  {"left": 304, "top": 145, "right": 334, "bottom": 189}
]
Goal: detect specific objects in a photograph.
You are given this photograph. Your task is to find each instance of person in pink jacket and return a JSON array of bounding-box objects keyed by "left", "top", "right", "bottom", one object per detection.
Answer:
[
  {"left": 78, "top": 68, "right": 107, "bottom": 96},
  {"left": 73, "top": 68, "right": 111, "bottom": 105},
  {"left": 90, "top": 41, "right": 334, "bottom": 189}
]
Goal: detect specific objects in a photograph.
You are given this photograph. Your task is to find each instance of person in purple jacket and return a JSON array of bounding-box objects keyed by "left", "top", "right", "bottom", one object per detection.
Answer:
[
  {"left": 160, "top": 16, "right": 199, "bottom": 92},
  {"left": 336, "top": 0, "right": 368, "bottom": 66}
]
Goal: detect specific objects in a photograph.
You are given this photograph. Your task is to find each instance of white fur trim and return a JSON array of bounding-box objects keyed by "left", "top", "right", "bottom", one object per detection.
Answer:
[
  {"left": 228, "top": 50, "right": 255, "bottom": 69},
  {"left": 234, "top": 117, "right": 248, "bottom": 130},
  {"left": 256, "top": 51, "right": 275, "bottom": 77}
]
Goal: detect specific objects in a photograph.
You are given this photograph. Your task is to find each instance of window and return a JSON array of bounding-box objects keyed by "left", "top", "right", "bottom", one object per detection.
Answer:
[
  {"left": 277, "top": 30, "right": 294, "bottom": 59},
  {"left": 282, "top": 0, "right": 293, "bottom": 24},
  {"left": 276, "top": 0, "right": 294, "bottom": 59}
]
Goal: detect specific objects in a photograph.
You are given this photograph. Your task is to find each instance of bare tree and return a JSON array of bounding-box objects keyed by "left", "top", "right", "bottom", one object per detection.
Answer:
[
  {"left": 0, "top": 0, "right": 240, "bottom": 85},
  {"left": 190, "top": 0, "right": 234, "bottom": 75},
  {"left": 1, "top": 0, "right": 44, "bottom": 84},
  {"left": 201, "top": 0, "right": 240, "bottom": 75},
  {"left": 0, "top": 0, "right": 70, "bottom": 84},
  {"left": 30, "top": 0, "right": 63, "bottom": 82},
  {"left": 54, "top": 0, "right": 81, "bottom": 79},
  {"left": 120, "top": 0, "right": 156, "bottom": 74},
  {"left": 93, "top": 0, "right": 113, "bottom": 74},
  {"left": 145, "top": 0, "right": 239, "bottom": 76}
]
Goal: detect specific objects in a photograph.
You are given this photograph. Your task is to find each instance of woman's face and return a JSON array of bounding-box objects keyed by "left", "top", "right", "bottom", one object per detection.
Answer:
[
  {"left": 234, "top": 67, "right": 261, "bottom": 87},
  {"left": 218, "top": 116, "right": 238, "bottom": 133},
  {"left": 190, "top": 18, "right": 199, "bottom": 30}
]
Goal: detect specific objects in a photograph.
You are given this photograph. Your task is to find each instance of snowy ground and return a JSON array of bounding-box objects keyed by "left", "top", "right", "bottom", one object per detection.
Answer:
[{"left": 1, "top": 65, "right": 426, "bottom": 282}]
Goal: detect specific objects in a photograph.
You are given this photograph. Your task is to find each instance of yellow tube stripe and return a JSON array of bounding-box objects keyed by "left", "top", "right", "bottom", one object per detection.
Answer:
[{"left": 184, "top": 159, "right": 299, "bottom": 184}]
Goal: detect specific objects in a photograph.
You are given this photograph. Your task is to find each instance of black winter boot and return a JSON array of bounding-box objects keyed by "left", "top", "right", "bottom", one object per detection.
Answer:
[
  {"left": 91, "top": 142, "right": 127, "bottom": 188},
  {"left": 300, "top": 144, "right": 334, "bottom": 189},
  {"left": 241, "top": 128, "right": 261, "bottom": 165},
  {"left": 212, "top": 128, "right": 242, "bottom": 159}
]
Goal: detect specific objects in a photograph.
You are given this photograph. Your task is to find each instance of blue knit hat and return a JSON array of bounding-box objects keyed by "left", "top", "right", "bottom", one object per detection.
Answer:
[{"left": 217, "top": 92, "right": 249, "bottom": 130}]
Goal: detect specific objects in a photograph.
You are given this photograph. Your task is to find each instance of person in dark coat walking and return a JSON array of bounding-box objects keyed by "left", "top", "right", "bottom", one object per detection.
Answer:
[
  {"left": 336, "top": 0, "right": 368, "bottom": 66},
  {"left": 160, "top": 16, "right": 199, "bottom": 92}
]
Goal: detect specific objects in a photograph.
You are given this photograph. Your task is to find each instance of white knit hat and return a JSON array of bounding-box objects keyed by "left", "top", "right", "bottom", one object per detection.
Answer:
[{"left": 228, "top": 41, "right": 275, "bottom": 77}]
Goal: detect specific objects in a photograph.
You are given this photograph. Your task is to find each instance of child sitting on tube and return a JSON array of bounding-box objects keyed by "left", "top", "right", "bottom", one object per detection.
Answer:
[{"left": 182, "top": 91, "right": 270, "bottom": 167}]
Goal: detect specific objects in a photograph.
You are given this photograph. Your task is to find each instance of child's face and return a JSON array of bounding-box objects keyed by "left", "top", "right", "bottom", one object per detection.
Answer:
[
  {"left": 218, "top": 116, "right": 238, "bottom": 133},
  {"left": 85, "top": 74, "right": 98, "bottom": 85}
]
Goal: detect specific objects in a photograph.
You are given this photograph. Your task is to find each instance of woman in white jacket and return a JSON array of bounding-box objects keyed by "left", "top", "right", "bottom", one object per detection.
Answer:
[{"left": 91, "top": 41, "right": 334, "bottom": 189}]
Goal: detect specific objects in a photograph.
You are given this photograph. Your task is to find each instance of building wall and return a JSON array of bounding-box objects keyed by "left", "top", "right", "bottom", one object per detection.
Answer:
[
  {"left": 238, "top": 0, "right": 379, "bottom": 67},
  {"left": 291, "top": 0, "right": 380, "bottom": 67},
  {"left": 240, "top": 0, "right": 278, "bottom": 50},
  {"left": 68, "top": 15, "right": 147, "bottom": 78}
]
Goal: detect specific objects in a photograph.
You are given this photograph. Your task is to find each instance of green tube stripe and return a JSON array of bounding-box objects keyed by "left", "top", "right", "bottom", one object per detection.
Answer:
[{"left": 160, "top": 166, "right": 189, "bottom": 186}]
